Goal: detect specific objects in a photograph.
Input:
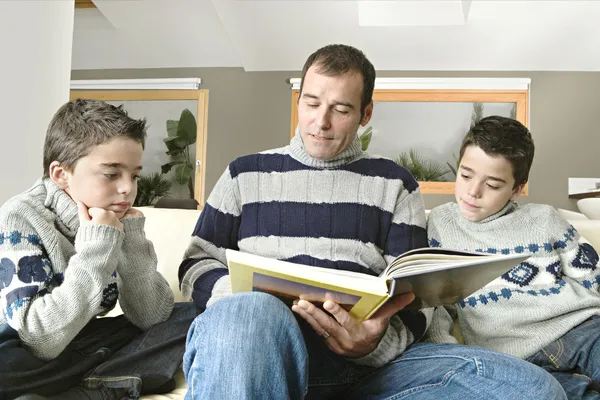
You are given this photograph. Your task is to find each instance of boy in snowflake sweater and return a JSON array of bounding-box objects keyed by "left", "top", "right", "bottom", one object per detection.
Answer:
[
  {"left": 426, "top": 115, "right": 600, "bottom": 398},
  {"left": 0, "top": 99, "right": 197, "bottom": 399}
]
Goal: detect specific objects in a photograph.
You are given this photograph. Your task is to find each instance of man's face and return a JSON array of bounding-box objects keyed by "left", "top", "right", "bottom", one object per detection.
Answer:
[
  {"left": 61, "top": 137, "right": 143, "bottom": 218},
  {"left": 297, "top": 65, "right": 373, "bottom": 160},
  {"left": 454, "top": 145, "right": 523, "bottom": 222}
]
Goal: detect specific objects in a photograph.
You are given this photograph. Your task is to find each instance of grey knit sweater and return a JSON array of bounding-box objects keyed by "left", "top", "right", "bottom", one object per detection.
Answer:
[
  {"left": 178, "top": 133, "right": 433, "bottom": 368},
  {"left": 0, "top": 179, "right": 174, "bottom": 360},
  {"left": 426, "top": 201, "right": 600, "bottom": 359}
]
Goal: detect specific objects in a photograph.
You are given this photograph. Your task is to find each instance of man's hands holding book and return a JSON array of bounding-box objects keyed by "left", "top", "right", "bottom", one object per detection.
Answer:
[{"left": 291, "top": 292, "right": 415, "bottom": 358}]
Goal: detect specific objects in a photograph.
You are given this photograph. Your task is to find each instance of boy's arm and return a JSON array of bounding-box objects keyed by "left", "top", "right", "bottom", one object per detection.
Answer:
[
  {"left": 351, "top": 181, "right": 431, "bottom": 368},
  {"left": 178, "top": 167, "right": 240, "bottom": 310},
  {"left": 541, "top": 207, "right": 600, "bottom": 288},
  {"left": 116, "top": 214, "right": 174, "bottom": 330},
  {"left": 423, "top": 306, "right": 459, "bottom": 344},
  {"left": 0, "top": 218, "right": 123, "bottom": 361}
]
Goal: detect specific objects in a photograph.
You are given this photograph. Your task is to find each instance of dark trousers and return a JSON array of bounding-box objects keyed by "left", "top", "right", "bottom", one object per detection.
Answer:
[{"left": 0, "top": 302, "right": 199, "bottom": 400}]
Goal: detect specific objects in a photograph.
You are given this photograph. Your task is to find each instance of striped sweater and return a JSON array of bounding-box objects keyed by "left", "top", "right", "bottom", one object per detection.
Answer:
[
  {"left": 179, "top": 133, "right": 430, "bottom": 368},
  {"left": 0, "top": 179, "right": 174, "bottom": 360},
  {"left": 426, "top": 201, "right": 600, "bottom": 359}
]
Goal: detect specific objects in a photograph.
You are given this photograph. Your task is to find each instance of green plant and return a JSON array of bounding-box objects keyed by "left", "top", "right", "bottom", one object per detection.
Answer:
[
  {"left": 134, "top": 173, "right": 172, "bottom": 207},
  {"left": 394, "top": 149, "right": 450, "bottom": 182},
  {"left": 161, "top": 109, "right": 197, "bottom": 199},
  {"left": 446, "top": 153, "right": 460, "bottom": 178},
  {"left": 359, "top": 126, "right": 373, "bottom": 151},
  {"left": 471, "top": 102, "right": 484, "bottom": 128}
]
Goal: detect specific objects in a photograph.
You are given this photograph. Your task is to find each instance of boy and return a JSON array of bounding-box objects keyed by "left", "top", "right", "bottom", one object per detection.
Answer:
[
  {"left": 0, "top": 99, "right": 197, "bottom": 399},
  {"left": 427, "top": 115, "right": 600, "bottom": 398}
]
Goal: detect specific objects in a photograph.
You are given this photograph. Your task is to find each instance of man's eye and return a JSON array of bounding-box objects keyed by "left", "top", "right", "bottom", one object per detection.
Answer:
[{"left": 104, "top": 174, "right": 118, "bottom": 180}]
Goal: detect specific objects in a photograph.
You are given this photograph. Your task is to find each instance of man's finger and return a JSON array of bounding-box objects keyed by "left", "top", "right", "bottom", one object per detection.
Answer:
[
  {"left": 291, "top": 304, "right": 328, "bottom": 337},
  {"left": 323, "top": 301, "right": 356, "bottom": 332},
  {"left": 76, "top": 201, "right": 90, "bottom": 222},
  {"left": 372, "top": 292, "right": 415, "bottom": 320}
]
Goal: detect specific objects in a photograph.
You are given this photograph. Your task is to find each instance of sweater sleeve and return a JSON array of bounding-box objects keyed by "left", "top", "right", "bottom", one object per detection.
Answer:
[
  {"left": 0, "top": 217, "right": 123, "bottom": 361},
  {"left": 117, "top": 216, "right": 174, "bottom": 330},
  {"left": 536, "top": 207, "right": 600, "bottom": 290},
  {"left": 350, "top": 180, "right": 431, "bottom": 368},
  {"left": 178, "top": 167, "right": 241, "bottom": 310}
]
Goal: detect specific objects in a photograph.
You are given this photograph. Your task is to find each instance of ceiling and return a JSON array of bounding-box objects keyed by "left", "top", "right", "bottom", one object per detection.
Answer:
[{"left": 72, "top": 0, "right": 600, "bottom": 71}]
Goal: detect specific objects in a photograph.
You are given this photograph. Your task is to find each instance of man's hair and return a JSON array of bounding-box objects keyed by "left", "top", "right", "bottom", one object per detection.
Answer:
[
  {"left": 459, "top": 115, "right": 535, "bottom": 187},
  {"left": 299, "top": 44, "right": 376, "bottom": 119},
  {"left": 43, "top": 99, "right": 147, "bottom": 177}
]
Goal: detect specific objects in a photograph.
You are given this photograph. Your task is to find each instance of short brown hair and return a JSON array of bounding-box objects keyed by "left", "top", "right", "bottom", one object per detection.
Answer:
[
  {"left": 299, "top": 44, "right": 376, "bottom": 119},
  {"left": 42, "top": 99, "right": 147, "bottom": 177},
  {"left": 459, "top": 116, "right": 535, "bottom": 188}
]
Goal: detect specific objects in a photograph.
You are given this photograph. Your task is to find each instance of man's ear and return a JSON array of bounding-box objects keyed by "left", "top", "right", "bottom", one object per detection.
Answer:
[
  {"left": 48, "top": 161, "right": 70, "bottom": 190},
  {"left": 510, "top": 183, "right": 525, "bottom": 201},
  {"left": 360, "top": 100, "right": 373, "bottom": 126}
]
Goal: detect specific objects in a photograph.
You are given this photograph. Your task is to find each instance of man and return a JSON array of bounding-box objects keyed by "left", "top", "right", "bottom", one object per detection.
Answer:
[{"left": 178, "top": 44, "right": 566, "bottom": 399}]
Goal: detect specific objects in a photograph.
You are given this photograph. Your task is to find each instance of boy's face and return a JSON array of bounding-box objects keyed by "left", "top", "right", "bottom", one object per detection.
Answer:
[
  {"left": 297, "top": 65, "right": 373, "bottom": 160},
  {"left": 58, "top": 137, "right": 143, "bottom": 219},
  {"left": 454, "top": 145, "right": 523, "bottom": 222}
]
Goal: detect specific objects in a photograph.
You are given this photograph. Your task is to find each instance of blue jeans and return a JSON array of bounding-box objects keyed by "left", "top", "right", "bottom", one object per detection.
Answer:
[
  {"left": 0, "top": 302, "right": 199, "bottom": 400},
  {"left": 183, "top": 292, "right": 567, "bottom": 399},
  {"left": 527, "top": 315, "right": 600, "bottom": 400}
]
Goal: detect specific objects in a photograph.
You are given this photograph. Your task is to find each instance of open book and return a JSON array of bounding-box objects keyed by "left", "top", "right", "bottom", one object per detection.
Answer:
[{"left": 226, "top": 248, "right": 530, "bottom": 322}]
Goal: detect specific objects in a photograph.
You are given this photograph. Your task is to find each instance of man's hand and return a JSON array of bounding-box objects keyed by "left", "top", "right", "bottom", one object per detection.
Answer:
[
  {"left": 77, "top": 201, "right": 124, "bottom": 232},
  {"left": 291, "top": 292, "right": 415, "bottom": 358},
  {"left": 122, "top": 208, "right": 144, "bottom": 219}
]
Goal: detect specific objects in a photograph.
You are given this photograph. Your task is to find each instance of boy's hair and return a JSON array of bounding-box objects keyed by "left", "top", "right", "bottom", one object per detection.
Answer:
[
  {"left": 299, "top": 44, "right": 376, "bottom": 119},
  {"left": 42, "top": 99, "right": 147, "bottom": 178},
  {"left": 459, "top": 115, "right": 535, "bottom": 188}
]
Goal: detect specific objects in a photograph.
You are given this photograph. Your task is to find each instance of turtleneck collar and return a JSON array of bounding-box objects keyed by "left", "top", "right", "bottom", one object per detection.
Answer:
[
  {"left": 43, "top": 178, "right": 79, "bottom": 238},
  {"left": 454, "top": 200, "right": 519, "bottom": 232},
  {"left": 289, "top": 132, "right": 364, "bottom": 168}
]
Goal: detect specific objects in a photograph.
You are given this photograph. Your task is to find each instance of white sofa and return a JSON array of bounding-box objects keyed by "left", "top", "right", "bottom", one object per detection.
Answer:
[{"left": 108, "top": 206, "right": 600, "bottom": 399}]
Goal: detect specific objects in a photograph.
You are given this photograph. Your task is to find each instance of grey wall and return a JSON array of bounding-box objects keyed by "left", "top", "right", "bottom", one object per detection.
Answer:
[{"left": 71, "top": 68, "right": 600, "bottom": 211}]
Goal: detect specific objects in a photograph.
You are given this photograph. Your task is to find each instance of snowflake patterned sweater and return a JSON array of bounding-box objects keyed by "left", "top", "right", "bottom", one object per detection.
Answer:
[
  {"left": 0, "top": 179, "right": 174, "bottom": 360},
  {"left": 426, "top": 201, "right": 600, "bottom": 359}
]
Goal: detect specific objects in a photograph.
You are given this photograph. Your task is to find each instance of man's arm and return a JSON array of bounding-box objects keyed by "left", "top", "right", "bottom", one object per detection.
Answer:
[
  {"left": 0, "top": 209, "right": 123, "bottom": 361},
  {"left": 116, "top": 213, "right": 174, "bottom": 330},
  {"left": 178, "top": 167, "right": 241, "bottom": 310}
]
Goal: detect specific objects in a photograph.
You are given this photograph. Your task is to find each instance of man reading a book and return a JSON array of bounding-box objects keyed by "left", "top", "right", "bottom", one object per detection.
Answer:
[{"left": 177, "top": 44, "right": 565, "bottom": 399}]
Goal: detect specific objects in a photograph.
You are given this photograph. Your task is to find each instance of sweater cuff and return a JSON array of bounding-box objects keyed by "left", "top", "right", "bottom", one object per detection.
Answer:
[
  {"left": 192, "top": 268, "right": 229, "bottom": 309},
  {"left": 75, "top": 223, "right": 123, "bottom": 245},
  {"left": 349, "top": 324, "right": 398, "bottom": 368},
  {"left": 122, "top": 216, "right": 145, "bottom": 233}
]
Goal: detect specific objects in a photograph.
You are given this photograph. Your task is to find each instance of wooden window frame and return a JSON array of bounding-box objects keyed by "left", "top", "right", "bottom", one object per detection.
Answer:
[
  {"left": 70, "top": 89, "right": 209, "bottom": 207},
  {"left": 290, "top": 89, "right": 529, "bottom": 195}
]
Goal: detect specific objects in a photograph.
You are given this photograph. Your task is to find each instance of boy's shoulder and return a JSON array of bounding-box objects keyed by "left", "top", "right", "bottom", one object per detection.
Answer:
[
  {"left": 0, "top": 180, "right": 53, "bottom": 229},
  {"left": 428, "top": 202, "right": 457, "bottom": 221}
]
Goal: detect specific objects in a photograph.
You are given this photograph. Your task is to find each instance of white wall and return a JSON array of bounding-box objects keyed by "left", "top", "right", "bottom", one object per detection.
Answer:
[{"left": 0, "top": 1, "right": 74, "bottom": 205}]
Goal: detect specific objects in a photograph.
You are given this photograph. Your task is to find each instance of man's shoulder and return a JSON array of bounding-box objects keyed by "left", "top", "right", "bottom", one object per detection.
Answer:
[
  {"left": 227, "top": 146, "right": 301, "bottom": 178},
  {"left": 344, "top": 155, "right": 419, "bottom": 191}
]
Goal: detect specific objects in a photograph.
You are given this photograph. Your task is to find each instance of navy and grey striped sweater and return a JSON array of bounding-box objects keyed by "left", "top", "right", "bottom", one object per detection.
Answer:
[{"left": 178, "top": 133, "right": 431, "bottom": 367}]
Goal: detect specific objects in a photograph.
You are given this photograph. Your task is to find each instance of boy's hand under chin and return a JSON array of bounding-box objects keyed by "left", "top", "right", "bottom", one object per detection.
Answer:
[
  {"left": 77, "top": 201, "right": 124, "bottom": 232},
  {"left": 121, "top": 208, "right": 144, "bottom": 219}
]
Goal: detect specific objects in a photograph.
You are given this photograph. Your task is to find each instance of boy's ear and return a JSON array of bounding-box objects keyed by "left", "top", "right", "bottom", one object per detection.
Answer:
[
  {"left": 510, "top": 183, "right": 525, "bottom": 201},
  {"left": 48, "top": 161, "right": 70, "bottom": 190}
]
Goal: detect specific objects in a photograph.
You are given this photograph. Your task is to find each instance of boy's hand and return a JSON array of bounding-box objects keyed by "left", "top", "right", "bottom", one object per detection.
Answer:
[
  {"left": 77, "top": 201, "right": 124, "bottom": 232},
  {"left": 122, "top": 208, "right": 144, "bottom": 219}
]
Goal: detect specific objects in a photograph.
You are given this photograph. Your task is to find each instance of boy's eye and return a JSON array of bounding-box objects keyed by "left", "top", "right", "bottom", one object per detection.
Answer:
[
  {"left": 486, "top": 184, "right": 500, "bottom": 190},
  {"left": 133, "top": 175, "right": 141, "bottom": 181},
  {"left": 306, "top": 103, "right": 319, "bottom": 108},
  {"left": 460, "top": 174, "right": 471, "bottom": 180},
  {"left": 104, "top": 173, "right": 118, "bottom": 180}
]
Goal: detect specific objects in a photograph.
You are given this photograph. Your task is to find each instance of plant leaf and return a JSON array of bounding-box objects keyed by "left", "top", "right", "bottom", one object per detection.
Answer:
[
  {"left": 177, "top": 109, "right": 197, "bottom": 145},
  {"left": 166, "top": 149, "right": 184, "bottom": 156},
  {"left": 359, "top": 127, "right": 372, "bottom": 151},
  {"left": 166, "top": 120, "right": 178, "bottom": 137},
  {"left": 164, "top": 136, "right": 188, "bottom": 151},
  {"left": 174, "top": 163, "right": 194, "bottom": 185},
  {"left": 161, "top": 161, "right": 183, "bottom": 174}
]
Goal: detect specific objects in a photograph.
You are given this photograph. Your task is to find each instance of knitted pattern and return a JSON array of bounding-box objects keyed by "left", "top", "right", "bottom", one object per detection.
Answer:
[
  {"left": 0, "top": 179, "right": 174, "bottom": 360},
  {"left": 427, "top": 201, "right": 600, "bottom": 359}
]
